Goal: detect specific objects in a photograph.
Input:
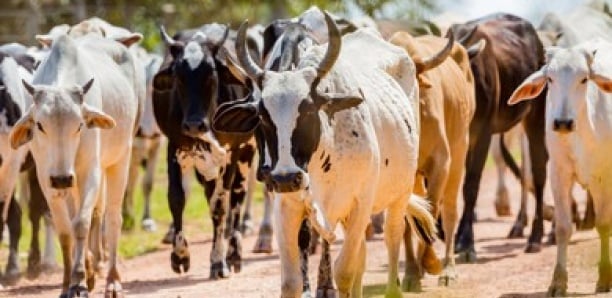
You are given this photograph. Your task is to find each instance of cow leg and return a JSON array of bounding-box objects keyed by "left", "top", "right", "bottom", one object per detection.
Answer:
[
  {"left": 89, "top": 181, "right": 106, "bottom": 289},
  {"left": 524, "top": 118, "right": 547, "bottom": 253},
  {"left": 275, "top": 195, "right": 306, "bottom": 298},
  {"left": 227, "top": 164, "right": 248, "bottom": 274},
  {"left": 384, "top": 199, "right": 407, "bottom": 298},
  {"left": 402, "top": 218, "right": 422, "bottom": 292},
  {"left": 491, "top": 134, "right": 512, "bottom": 216},
  {"left": 241, "top": 159, "right": 257, "bottom": 236},
  {"left": 42, "top": 212, "right": 58, "bottom": 271},
  {"left": 27, "top": 193, "right": 42, "bottom": 278},
  {"left": 316, "top": 238, "right": 336, "bottom": 298},
  {"left": 298, "top": 219, "right": 312, "bottom": 297},
  {"left": 46, "top": 192, "right": 74, "bottom": 295},
  {"left": 547, "top": 163, "right": 573, "bottom": 297},
  {"left": 456, "top": 133, "right": 492, "bottom": 262},
  {"left": 309, "top": 225, "right": 320, "bottom": 255},
  {"left": 2, "top": 195, "right": 21, "bottom": 283},
  {"left": 142, "top": 137, "right": 161, "bottom": 232},
  {"left": 200, "top": 170, "right": 231, "bottom": 280},
  {"left": 580, "top": 192, "right": 595, "bottom": 231},
  {"left": 253, "top": 190, "right": 274, "bottom": 253},
  {"left": 351, "top": 239, "right": 366, "bottom": 298},
  {"left": 167, "top": 145, "right": 189, "bottom": 274},
  {"left": 596, "top": 225, "right": 612, "bottom": 293},
  {"left": 103, "top": 152, "right": 132, "bottom": 298},
  {"left": 122, "top": 139, "right": 143, "bottom": 232}
]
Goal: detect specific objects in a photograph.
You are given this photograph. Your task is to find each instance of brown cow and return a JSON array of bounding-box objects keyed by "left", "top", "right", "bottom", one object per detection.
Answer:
[{"left": 389, "top": 31, "right": 479, "bottom": 290}]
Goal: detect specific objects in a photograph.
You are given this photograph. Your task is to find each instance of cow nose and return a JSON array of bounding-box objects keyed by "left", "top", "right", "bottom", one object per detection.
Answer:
[
  {"left": 271, "top": 172, "right": 304, "bottom": 193},
  {"left": 182, "top": 120, "right": 207, "bottom": 137},
  {"left": 553, "top": 119, "right": 574, "bottom": 133},
  {"left": 50, "top": 175, "right": 74, "bottom": 189}
]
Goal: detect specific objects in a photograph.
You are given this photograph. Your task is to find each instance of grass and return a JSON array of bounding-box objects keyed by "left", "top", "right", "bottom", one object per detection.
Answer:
[{"left": 0, "top": 145, "right": 265, "bottom": 271}]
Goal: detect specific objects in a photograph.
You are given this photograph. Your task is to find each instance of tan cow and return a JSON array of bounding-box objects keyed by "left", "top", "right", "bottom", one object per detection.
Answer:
[{"left": 390, "top": 31, "right": 478, "bottom": 290}]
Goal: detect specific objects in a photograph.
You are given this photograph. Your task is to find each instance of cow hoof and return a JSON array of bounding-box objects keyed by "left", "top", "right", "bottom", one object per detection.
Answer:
[
  {"left": 596, "top": 281, "right": 611, "bottom": 293},
  {"left": 456, "top": 249, "right": 477, "bottom": 263},
  {"left": 141, "top": 218, "right": 157, "bottom": 232},
  {"left": 162, "top": 226, "right": 175, "bottom": 244},
  {"left": 525, "top": 242, "right": 541, "bottom": 253},
  {"left": 121, "top": 215, "right": 135, "bottom": 232},
  {"left": 67, "top": 285, "right": 89, "bottom": 298},
  {"left": 253, "top": 226, "right": 273, "bottom": 253},
  {"left": 105, "top": 281, "right": 124, "bottom": 298},
  {"left": 438, "top": 268, "right": 458, "bottom": 287},
  {"left": 507, "top": 225, "right": 524, "bottom": 239},
  {"left": 301, "top": 289, "right": 313, "bottom": 298},
  {"left": 543, "top": 205, "right": 555, "bottom": 221},
  {"left": 547, "top": 285, "right": 567, "bottom": 297},
  {"left": 227, "top": 257, "right": 242, "bottom": 274},
  {"left": 494, "top": 201, "right": 512, "bottom": 217},
  {"left": 1, "top": 270, "right": 20, "bottom": 285},
  {"left": 170, "top": 252, "right": 190, "bottom": 274},
  {"left": 365, "top": 223, "right": 375, "bottom": 241},
  {"left": 401, "top": 275, "right": 422, "bottom": 292},
  {"left": 210, "top": 261, "right": 230, "bottom": 279},
  {"left": 385, "top": 285, "right": 402, "bottom": 298},
  {"left": 315, "top": 288, "right": 338, "bottom": 298},
  {"left": 240, "top": 219, "right": 255, "bottom": 236}
]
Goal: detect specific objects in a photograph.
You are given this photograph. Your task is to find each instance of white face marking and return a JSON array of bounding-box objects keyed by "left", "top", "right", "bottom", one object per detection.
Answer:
[
  {"left": 184, "top": 41, "right": 204, "bottom": 70},
  {"left": 175, "top": 132, "right": 227, "bottom": 181}
]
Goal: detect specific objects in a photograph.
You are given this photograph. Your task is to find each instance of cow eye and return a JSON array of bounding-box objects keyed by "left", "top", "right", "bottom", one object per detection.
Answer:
[
  {"left": 36, "top": 122, "right": 45, "bottom": 133},
  {"left": 581, "top": 77, "right": 588, "bottom": 84},
  {"left": 547, "top": 77, "right": 553, "bottom": 83},
  {"left": 77, "top": 123, "right": 83, "bottom": 133}
]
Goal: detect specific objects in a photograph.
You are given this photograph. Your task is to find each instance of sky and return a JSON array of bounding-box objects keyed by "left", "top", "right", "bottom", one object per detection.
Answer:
[{"left": 435, "top": 0, "right": 588, "bottom": 24}]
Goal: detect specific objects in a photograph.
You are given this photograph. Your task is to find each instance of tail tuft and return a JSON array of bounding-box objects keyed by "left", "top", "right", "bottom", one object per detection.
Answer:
[{"left": 406, "top": 193, "right": 436, "bottom": 245}]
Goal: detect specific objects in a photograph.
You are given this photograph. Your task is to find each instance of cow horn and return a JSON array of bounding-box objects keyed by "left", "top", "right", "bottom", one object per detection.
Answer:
[
  {"left": 314, "top": 9, "right": 342, "bottom": 83},
  {"left": 159, "top": 25, "right": 176, "bottom": 45},
  {"left": 416, "top": 28, "right": 455, "bottom": 73},
  {"left": 454, "top": 24, "right": 478, "bottom": 46},
  {"left": 237, "top": 20, "right": 264, "bottom": 82}
]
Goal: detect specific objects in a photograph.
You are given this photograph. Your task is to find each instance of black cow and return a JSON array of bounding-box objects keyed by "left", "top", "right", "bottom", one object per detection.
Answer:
[
  {"left": 450, "top": 14, "right": 549, "bottom": 261},
  {"left": 152, "top": 23, "right": 256, "bottom": 278}
]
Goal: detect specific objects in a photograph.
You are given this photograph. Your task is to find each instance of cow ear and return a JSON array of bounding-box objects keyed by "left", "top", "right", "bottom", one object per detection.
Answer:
[
  {"left": 317, "top": 88, "right": 365, "bottom": 116},
  {"left": 82, "top": 104, "right": 116, "bottom": 129},
  {"left": 212, "top": 97, "right": 260, "bottom": 134},
  {"left": 9, "top": 107, "right": 34, "bottom": 149},
  {"left": 508, "top": 69, "right": 547, "bottom": 105},
  {"left": 35, "top": 35, "right": 54, "bottom": 48},
  {"left": 591, "top": 72, "right": 612, "bottom": 93},
  {"left": 153, "top": 67, "right": 174, "bottom": 92},
  {"left": 115, "top": 33, "right": 142, "bottom": 47}
]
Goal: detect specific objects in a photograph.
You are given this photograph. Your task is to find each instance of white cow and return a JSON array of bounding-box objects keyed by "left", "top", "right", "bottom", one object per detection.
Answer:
[
  {"left": 9, "top": 32, "right": 141, "bottom": 297},
  {"left": 215, "top": 10, "right": 436, "bottom": 297},
  {"left": 508, "top": 39, "right": 612, "bottom": 296}
]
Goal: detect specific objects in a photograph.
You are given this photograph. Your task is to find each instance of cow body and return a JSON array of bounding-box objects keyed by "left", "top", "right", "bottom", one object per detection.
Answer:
[
  {"left": 215, "top": 12, "right": 436, "bottom": 297},
  {"left": 390, "top": 32, "right": 476, "bottom": 290},
  {"left": 508, "top": 38, "right": 612, "bottom": 297},
  {"left": 10, "top": 33, "right": 140, "bottom": 296},
  {"left": 450, "top": 13, "right": 549, "bottom": 260},
  {"left": 152, "top": 23, "right": 256, "bottom": 278}
]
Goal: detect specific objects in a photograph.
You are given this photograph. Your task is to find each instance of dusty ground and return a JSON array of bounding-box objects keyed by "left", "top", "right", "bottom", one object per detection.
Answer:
[{"left": 2, "top": 166, "right": 608, "bottom": 298}]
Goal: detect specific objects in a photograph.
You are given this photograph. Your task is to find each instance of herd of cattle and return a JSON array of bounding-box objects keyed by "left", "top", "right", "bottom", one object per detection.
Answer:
[{"left": 2, "top": 1, "right": 612, "bottom": 297}]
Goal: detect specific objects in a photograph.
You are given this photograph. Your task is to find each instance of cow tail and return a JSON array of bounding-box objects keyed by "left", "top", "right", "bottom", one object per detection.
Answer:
[
  {"left": 499, "top": 133, "right": 522, "bottom": 181},
  {"left": 406, "top": 193, "right": 436, "bottom": 245}
]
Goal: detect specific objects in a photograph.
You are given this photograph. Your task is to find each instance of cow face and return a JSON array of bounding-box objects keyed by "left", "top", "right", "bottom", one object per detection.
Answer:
[
  {"left": 213, "top": 10, "right": 363, "bottom": 194},
  {"left": 0, "top": 53, "right": 27, "bottom": 201},
  {"left": 10, "top": 79, "right": 115, "bottom": 193},
  {"left": 508, "top": 44, "right": 612, "bottom": 133},
  {"left": 155, "top": 27, "right": 228, "bottom": 139}
]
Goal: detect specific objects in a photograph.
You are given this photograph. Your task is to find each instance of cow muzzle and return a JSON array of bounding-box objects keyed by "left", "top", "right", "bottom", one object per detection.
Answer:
[
  {"left": 50, "top": 175, "right": 74, "bottom": 189},
  {"left": 553, "top": 118, "right": 574, "bottom": 133},
  {"left": 270, "top": 171, "right": 308, "bottom": 193},
  {"left": 182, "top": 120, "right": 208, "bottom": 138}
]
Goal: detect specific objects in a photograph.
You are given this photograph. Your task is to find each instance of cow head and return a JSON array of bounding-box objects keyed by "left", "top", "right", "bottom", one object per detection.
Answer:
[
  {"left": 0, "top": 52, "right": 28, "bottom": 202},
  {"left": 508, "top": 43, "right": 612, "bottom": 133},
  {"left": 213, "top": 9, "right": 363, "bottom": 194},
  {"left": 10, "top": 78, "right": 115, "bottom": 192},
  {"left": 154, "top": 25, "right": 229, "bottom": 139}
]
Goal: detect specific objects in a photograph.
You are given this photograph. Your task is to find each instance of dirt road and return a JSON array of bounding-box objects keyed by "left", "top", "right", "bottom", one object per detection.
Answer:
[{"left": 2, "top": 166, "right": 606, "bottom": 298}]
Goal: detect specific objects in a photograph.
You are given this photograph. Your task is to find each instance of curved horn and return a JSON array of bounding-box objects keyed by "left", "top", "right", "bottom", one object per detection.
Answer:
[
  {"left": 159, "top": 25, "right": 176, "bottom": 46},
  {"left": 454, "top": 24, "right": 478, "bottom": 46},
  {"left": 314, "top": 9, "right": 342, "bottom": 83},
  {"left": 237, "top": 20, "right": 264, "bottom": 82},
  {"left": 415, "top": 28, "right": 455, "bottom": 73}
]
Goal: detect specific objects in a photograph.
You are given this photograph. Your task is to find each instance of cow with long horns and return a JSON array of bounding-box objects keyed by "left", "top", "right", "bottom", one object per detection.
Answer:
[{"left": 214, "top": 10, "right": 436, "bottom": 297}]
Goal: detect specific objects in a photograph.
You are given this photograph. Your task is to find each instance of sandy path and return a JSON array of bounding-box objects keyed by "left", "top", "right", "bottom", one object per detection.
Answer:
[{"left": 2, "top": 166, "right": 606, "bottom": 298}]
